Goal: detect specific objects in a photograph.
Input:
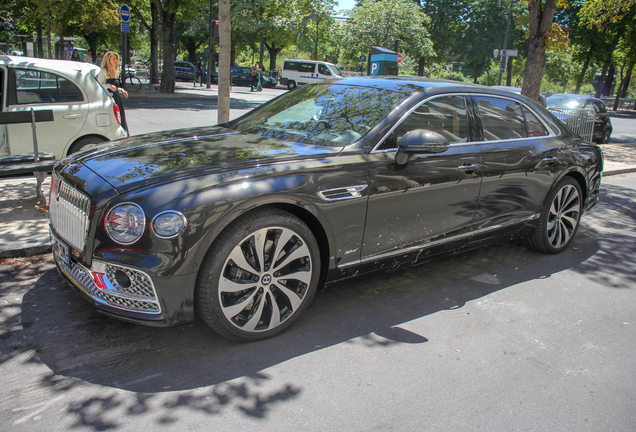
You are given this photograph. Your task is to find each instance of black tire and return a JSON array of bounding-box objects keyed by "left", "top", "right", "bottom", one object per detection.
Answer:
[
  {"left": 196, "top": 208, "right": 321, "bottom": 341},
  {"left": 525, "top": 177, "right": 582, "bottom": 254},
  {"left": 287, "top": 80, "right": 296, "bottom": 90},
  {"left": 123, "top": 76, "right": 142, "bottom": 92},
  {"left": 67, "top": 136, "right": 107, "bottom": 155}
]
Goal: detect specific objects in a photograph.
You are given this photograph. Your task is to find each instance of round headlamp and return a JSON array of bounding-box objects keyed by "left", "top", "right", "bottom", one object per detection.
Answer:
[
  {"left": 105, "top": 203, "right": 146, "bottom": 245},
  {"left": 152, "top": 211, "right": 187, "bottom": 238}
]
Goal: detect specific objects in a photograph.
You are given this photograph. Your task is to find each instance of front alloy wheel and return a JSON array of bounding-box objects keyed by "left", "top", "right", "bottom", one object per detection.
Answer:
[
  {"left": 196, "top": 208, "right": 320, "bottom": 341},
  {"left": 525, "top": 177, "right": 582, "bottom": 254}
]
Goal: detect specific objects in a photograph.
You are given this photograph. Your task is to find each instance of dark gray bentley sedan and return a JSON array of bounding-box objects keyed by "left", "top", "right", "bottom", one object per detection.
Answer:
[{"left": 50, "top": 77, "right": 603, "bottom": 341}]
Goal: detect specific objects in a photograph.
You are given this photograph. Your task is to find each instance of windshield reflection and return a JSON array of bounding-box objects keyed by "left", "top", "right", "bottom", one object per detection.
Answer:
[{"left": 229, "top": 83, "right": 410, "bottom": 147}]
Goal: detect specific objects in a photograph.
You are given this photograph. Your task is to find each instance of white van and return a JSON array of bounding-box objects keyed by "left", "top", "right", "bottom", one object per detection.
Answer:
[{"left": 279, "top": 59, "right": 344, "bottom": 90}]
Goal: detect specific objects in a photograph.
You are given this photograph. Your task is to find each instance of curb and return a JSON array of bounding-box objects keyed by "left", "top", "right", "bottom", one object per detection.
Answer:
[{"left": 603, "top": 165, "right": 636, "bottom": 177}]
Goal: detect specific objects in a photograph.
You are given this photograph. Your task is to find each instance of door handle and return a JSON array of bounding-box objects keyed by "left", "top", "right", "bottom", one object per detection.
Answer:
[
  {"left": 543, "top": 156, "right": 558, "bottom": 164},
  {"left": 458, "top": 164, "right": 479, "bottom": 174},
  {"left": 63, "top": 114, "right": 82, "bottom": 119}
]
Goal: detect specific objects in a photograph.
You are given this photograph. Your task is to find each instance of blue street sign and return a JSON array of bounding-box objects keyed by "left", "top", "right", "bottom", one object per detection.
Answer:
[
  {"left": 119, "top": 5, "right": 131, "bottom": 22},
  {"left": 121, "top": 22, "right": 130, "bottom": 33}
]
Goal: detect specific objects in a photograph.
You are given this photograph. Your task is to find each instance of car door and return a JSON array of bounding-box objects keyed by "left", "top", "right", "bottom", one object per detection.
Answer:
[
  {"left": 470, "top": 94, "right": 558, "bottom": 230},
  {"left": 362, "top": 94, "right": 482, "bottom": 263},
  {"left": 5, "top": 66, "right": 88, "bottom": 157}
]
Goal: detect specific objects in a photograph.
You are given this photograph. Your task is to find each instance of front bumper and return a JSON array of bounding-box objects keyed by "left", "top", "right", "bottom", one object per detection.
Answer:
[{"left": 52, "top": 232, "right": 194, "bottom": 327}]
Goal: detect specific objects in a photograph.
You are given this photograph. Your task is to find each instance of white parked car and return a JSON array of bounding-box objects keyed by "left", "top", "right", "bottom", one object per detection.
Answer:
[{"left": 0, "top": 55, "right": 128, "bottom": 159}]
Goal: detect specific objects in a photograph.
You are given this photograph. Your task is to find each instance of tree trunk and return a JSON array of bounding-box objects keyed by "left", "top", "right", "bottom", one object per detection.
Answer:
[
  {"left": 265, "top": 41, "right": 283, "bottom": 71},
  {"left": 418, "top": 57, "right": 425, "bottom": 76},
  {"left": 594, "top": 33, "right": 621, "bottom": 98},
  {"left": 157, "top": 0, "right": 178, "bottom": 94},
  {"left": 574, "top": 47, "right": 593, "bottom": 94},
  {"left": 258, "top": 30, "right": 265, "bottom": 66},
  {"left": 150, "top": 2, "right": 160, "bottom": 85},
  {"left": 36, "top": 20, "right": 43, "bottom": 58},
  {"left": 521, "top": 0, "right": 558, "bottom": 102},
  {"left": 218, "top": 0, "right": 231, "bottom": 124}
]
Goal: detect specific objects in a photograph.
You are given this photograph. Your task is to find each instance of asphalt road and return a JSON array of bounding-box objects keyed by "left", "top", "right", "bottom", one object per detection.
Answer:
[{"left": 1, "top": 172, "right": 635, "bottom": 431}]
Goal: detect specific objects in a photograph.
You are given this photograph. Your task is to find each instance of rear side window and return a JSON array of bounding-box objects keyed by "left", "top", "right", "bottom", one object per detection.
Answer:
[
  {"left": 474, "top": 96, "right": 526, "bottom": 140},
  {"left": 299, "top": 63, "right": 315, "bottom": 73},
  {"left": 522, "top": 106, "right": 548, "bottom": 137},
  {"left": 283, "top": 62, "right": 298, "bottom": 71},
  {"left": 15, "top": 69, "right": 83, "bottom": 104}
]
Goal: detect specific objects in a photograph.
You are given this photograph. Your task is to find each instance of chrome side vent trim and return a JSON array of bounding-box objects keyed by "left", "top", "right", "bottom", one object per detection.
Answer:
[
  {"left": 317, "top": 185, "right": 367, "bottom": 202},
  {"left": 49, "top": 174, "right": 91, "bottom": 251}
]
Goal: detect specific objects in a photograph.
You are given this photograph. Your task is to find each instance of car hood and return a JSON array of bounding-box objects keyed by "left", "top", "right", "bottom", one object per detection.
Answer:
[{"left": 71, "top": 126, "right": 343, "bottom": 193}]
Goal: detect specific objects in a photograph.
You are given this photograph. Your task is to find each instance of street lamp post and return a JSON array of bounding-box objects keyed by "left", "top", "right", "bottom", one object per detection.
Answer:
[{"left": 498, "top": 0, "right": 520, "bottom": 86}]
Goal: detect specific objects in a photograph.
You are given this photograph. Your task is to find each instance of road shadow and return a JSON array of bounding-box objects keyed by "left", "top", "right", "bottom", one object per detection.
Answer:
[{"left": 2, "top": 179, "right": 634, "bottom": 427}]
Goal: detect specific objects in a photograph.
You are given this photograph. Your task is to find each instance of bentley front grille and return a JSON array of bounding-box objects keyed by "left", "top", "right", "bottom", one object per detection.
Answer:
[{"left": 49, "top": 174, "right": 91, "bottom": 251}]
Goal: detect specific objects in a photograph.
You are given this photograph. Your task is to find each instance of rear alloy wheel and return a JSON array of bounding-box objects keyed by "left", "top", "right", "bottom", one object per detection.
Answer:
[
  {"left": 525, "top": 177, "right": 582, "bottom": 254},
  {"left": 196, "top": 208, "right": 320, "bottom": 341},
  {"left": 287, "top": 80, "right": 297, "bottom": 90}
]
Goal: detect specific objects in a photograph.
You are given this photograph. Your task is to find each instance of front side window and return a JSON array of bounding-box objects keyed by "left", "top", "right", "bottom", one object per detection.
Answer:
[
  {"left": 474, "top": 96, "right": 526, "bottom": 141},
  {"left": 230, "top": 83, "right": 410, "bottom": 147},
  {"left": 318, "top": 64, "right": 331, "bottom": 75},
  {"left": 15, "top": 69, "right": 83, "bottom": 104},
  {"left": 381, "top": 95, "right": 468, "bottom": 149}
]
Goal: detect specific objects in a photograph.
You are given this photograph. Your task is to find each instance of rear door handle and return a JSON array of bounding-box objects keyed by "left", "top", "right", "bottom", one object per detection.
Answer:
[
  {"left": 543, "top": 157, "right": 558, "bottom": 165},
  {"left": 63, "top": 114, "right": 82, "bottom": 119}
]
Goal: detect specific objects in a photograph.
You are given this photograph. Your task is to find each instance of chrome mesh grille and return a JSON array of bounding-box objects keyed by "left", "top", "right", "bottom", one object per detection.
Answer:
[
  {"left": 54, "top": 253, "right": 161, "bottom": 314},
  {"left": 49, "top": 174, "right": 91, "bottom": 250}
]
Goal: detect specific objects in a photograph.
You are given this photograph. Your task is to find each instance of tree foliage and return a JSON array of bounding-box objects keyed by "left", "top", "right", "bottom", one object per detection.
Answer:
[{"left": 341, "top": 0, "right": 434, "bottom": 63}]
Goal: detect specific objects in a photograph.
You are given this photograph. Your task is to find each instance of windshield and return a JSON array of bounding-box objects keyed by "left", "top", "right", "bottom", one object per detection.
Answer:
[
  {"left": 328, "top": 64, "right": 345, "bottom": 78},
  {"left": 229, "top": 83, "right": 410, "bottom": 147}
]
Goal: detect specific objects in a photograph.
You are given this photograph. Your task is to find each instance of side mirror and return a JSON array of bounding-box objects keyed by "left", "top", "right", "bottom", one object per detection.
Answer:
[{"left": 395, "top": 130, "right": 450, "bottom": 165}]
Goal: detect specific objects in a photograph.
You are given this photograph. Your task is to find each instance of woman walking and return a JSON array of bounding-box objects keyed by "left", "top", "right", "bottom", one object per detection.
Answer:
[{"left": 97, "top": 51, "right": 129, "bottom": 134}]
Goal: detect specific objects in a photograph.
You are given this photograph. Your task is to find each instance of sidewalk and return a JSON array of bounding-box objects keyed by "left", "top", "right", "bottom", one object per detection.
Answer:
[{"left": 1, "top": 109, "right": 635, "bottom": 258}]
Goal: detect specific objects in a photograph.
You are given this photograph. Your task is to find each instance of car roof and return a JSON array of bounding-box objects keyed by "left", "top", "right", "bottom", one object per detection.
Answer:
[{"left": 0, "top": 55, "right": 99, "bottom": 75}]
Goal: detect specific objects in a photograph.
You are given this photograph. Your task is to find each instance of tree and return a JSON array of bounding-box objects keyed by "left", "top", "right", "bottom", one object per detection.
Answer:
[
  {"left": 218, "top": 0, "right": 230, "bottom": 123},
  {"left": 297, "top": 0, "right": 336, "bottom": 61},
  {"left": 521, "top": 0, "right": 559, "bottom": 102},
  {"left": 453, "top": 0, "right": 510, "bottom": 82},
  {"left": 341, "top": 0, "right": 433, "bottom": 65}
]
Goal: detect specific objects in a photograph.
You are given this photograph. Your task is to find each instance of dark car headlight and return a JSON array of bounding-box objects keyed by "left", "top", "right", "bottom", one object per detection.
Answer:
[
  {"left": 152, "top": 211, "right": 187, "bottom": 238},
  {"left": 105, "top": 203, "right": 146, "bottom": 245}
]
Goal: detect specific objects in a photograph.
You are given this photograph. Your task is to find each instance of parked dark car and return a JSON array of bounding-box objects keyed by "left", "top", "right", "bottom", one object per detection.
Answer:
[
  {"left": 547, "top": 94, "right": 612, "bottom": 144},
  {"left": 173, "top": 61, "right": 215, "bottom": 83},
  {"left": 230, "top": 66, "right": 277, "bottom": 88},
  {"left": 50, "top": 77, "right": 602, "bottom": 342}
]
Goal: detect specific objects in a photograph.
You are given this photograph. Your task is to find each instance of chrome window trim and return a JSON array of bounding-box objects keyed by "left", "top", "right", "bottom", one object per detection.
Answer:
[
  {"left": 337, "top": 213, "right": 540, "bottom": 269},
  {"left": 371, "top": 92, "right": 559, "bottom": 153}
]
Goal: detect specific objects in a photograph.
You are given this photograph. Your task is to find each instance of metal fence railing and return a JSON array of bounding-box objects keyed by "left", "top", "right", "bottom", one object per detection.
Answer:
[{"left": 548, "top": 108, "right": 595, "bottom": 143}]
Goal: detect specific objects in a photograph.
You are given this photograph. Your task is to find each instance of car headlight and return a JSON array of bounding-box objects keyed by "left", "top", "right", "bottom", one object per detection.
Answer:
[
  {"left": 105, "top": 203, "right": 146, "bottom": 245},
  {"left": 152, "top": 211, "right": 187, "bottom": 238}
]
